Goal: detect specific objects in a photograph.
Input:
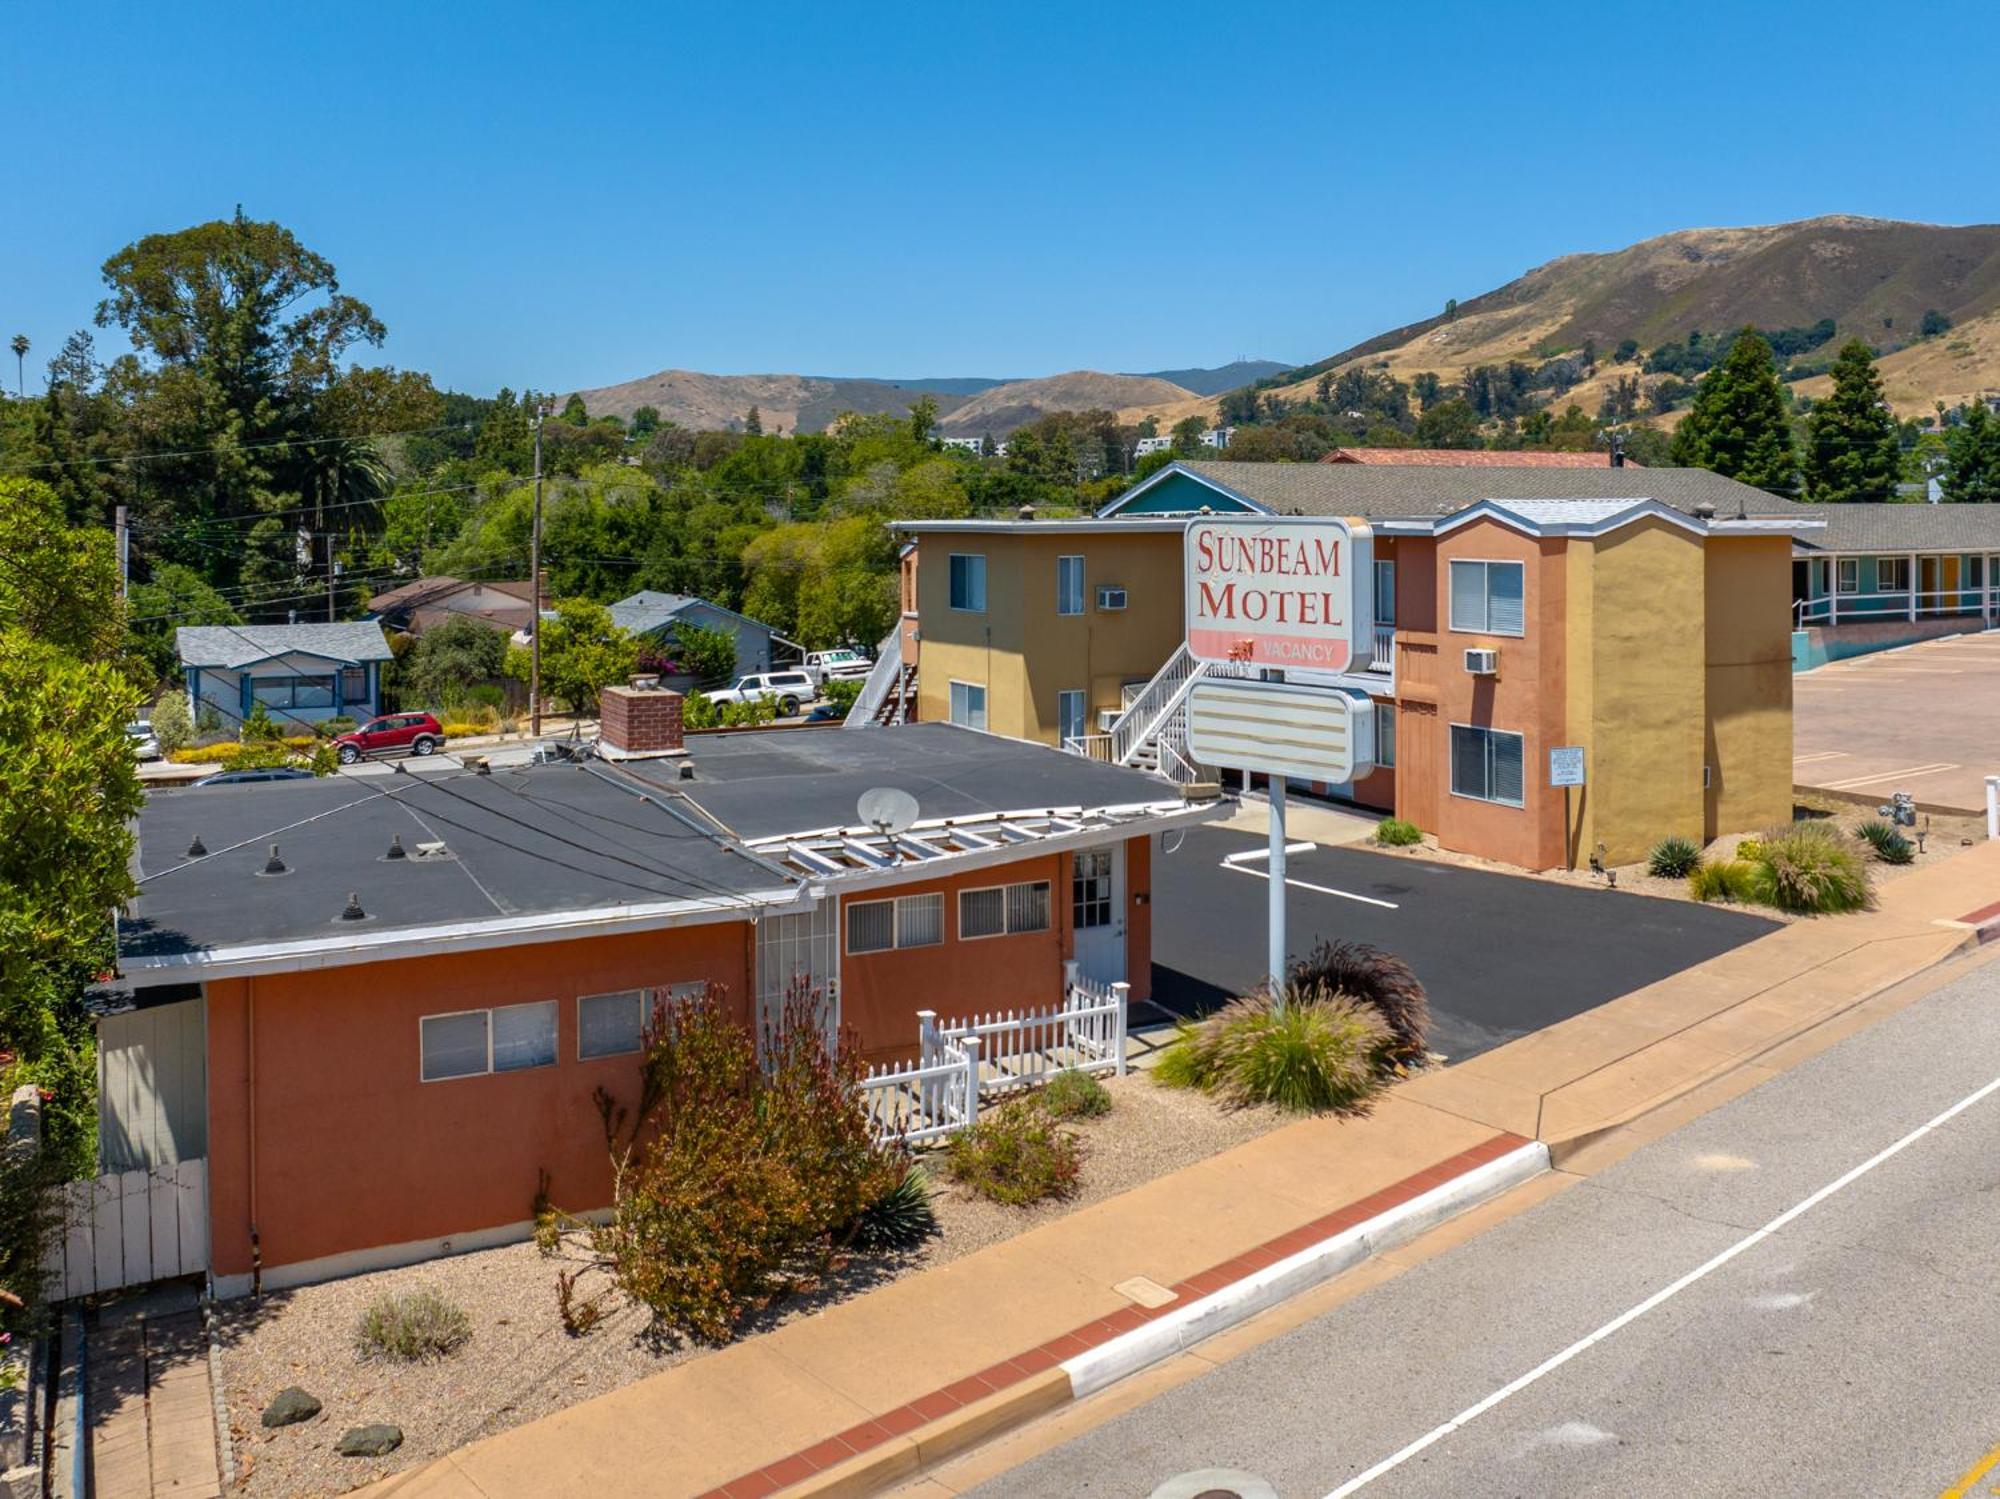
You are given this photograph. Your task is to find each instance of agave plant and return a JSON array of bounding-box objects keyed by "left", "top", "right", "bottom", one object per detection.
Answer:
[
  {"left": 1855, "top": 819, "right": 1915, "bottom": 866},
  {"left": 1647, "top": 835, "right": 1703, "bottom": 879}
]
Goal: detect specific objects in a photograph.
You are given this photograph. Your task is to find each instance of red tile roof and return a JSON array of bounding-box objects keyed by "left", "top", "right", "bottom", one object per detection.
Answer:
[{"left": 1320, "top": 448, "right": 1637, "bottom": 468}]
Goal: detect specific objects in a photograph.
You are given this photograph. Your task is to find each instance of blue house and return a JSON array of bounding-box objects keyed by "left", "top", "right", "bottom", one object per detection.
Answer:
[
  {"left": 1788, "top": 504, "right": 2000, "bottom": 665},
  {"left": 176, "top": 622, "right": 394, "bottom": 731},
  {"left": 608, "top": 591, "right": 778, "bottom": 679}
]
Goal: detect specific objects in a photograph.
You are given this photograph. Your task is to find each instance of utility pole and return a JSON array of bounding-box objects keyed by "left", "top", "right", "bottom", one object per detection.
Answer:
[
  {"left": 530, "top": 401, "right": 546, "bottom": 736},
  {"left": 114, "top": 505, "right": 129, "bottom": 599}
]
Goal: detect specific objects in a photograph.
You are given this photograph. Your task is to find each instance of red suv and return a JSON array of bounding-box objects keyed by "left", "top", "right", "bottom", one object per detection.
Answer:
[{"left": 334, "top": 712, "right": 445, "bottom": 765}]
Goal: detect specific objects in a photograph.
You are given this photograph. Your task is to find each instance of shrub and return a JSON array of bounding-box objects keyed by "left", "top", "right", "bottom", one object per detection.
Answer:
[
  {"left": 1734, "top": 837, "right": 1765, "bottom": 864},
  {"left": 355, "top": 1289, "right": 471, "bottom": 1362},
  {"left": 1856, "top": 819, "right": 1915, "bottom": 865},
  {"left": 1646, "top": 835, "right": 1703, "bottom": 879},
  {"left": 844, "top": 1164, "right": 939, "bottom": 1251},
  {"left": 241, "top": 702, "right": 282, "bottom": 742},
  {"left": 945, "top": 1099, "right": 1085, "bottom": 1206},
  {"left": 823, "top": 678, "right": 865, "bottom": 714},
  {"left": 1748, "top": 823, "right": 1875, "bottom": 914},
  {"left": 583, "top": 981, "right": 903, "bottom": 1342},
  {"left": 440, "top": 721, "right": 482, "bottom": 739},
  {"left": 151, "top": 692, "right": 193, "bottom": 756},
  {"left": 1374, "top": 817, "right": 1422, "bottom": 847},
  {"left": 1689, "top": 860, "right": 1758, "bottom": 903},
  {"left": 1039, "top": 1069, "right": 1112, "bottom": 1119},
  {"left": 1154, "top": 987, "right": 1392, "bottom": 1114},
  {"left": 1288, "top": 939, "right": 1429, "bottom": 1062}
]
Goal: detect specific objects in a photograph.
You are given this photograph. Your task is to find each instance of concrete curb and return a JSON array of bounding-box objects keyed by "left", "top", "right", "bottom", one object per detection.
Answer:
[
  {"left": 1060, "top": 1140, "right": 1550, "bottom": 1398},
  {"left": 773, "top": 1139, "right": 1550, "bottom": 1498}
]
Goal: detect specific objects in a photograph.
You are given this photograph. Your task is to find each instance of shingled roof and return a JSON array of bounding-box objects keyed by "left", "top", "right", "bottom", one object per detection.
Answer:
[
  {"left": 175, "top": 623, "right": 395, "bottom": 669},
  {"left": 1321, "top": 447, "right": 1637, "bottom": 468}
]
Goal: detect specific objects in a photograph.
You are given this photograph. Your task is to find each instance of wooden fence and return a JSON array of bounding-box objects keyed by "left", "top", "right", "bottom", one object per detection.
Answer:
[{"left": 42, "top": 1158, "right": 209, "bottom": 1301}]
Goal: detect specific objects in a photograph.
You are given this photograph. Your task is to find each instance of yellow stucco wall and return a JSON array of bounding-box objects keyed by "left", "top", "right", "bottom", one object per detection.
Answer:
[
  {"left": 1703, "top": 537, "right": 1795, "bottom": 839},
  {"left": 1580, "top": 518, "right": 1708, "bottom": 865},
  {"left": 913, "top": 529, "right": 1185, "bottom": 744}
]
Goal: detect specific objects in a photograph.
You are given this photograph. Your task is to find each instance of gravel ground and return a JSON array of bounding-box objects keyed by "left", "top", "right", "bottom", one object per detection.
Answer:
[{"left": 215, "top": 1074, "right": 1283, "bottom": 1497}]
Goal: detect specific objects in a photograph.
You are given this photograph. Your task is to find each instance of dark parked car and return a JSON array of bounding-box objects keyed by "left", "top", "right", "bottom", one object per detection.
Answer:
[
  {"left": 201, "top": 767, "right": 316, "bottom": 785},
  {"left": 333, "top": 712, "right": 445, "bottom": 765}
]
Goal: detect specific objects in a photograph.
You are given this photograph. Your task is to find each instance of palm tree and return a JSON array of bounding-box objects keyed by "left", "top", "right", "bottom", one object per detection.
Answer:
[{"left": 8, "top": 334, "right": 26, "bottom": 397}]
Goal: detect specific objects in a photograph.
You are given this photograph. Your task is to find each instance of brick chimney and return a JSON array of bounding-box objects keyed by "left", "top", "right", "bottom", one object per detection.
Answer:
[{"left": 599, "top": 676, "right": 686, "bottom": 759}]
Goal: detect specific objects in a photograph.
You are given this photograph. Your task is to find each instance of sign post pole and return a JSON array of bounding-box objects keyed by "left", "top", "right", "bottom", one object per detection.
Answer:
[{"left": 1268, "top": 776, "right": 1287, "bottom": 1002}]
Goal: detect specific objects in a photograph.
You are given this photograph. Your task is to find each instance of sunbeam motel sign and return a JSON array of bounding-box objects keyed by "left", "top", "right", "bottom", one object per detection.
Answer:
[{"left": 1183, "top": 514, "right": 1377, "bottom": 990}]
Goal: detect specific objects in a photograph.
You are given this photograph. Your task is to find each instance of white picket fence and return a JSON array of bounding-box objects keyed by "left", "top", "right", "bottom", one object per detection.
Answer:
[
  {"left": 42, "top": 1158, "right": 209, "bottom": 1301},
  {"left": 857, "top": 963, "right": 1130, "bottom": 1145}
]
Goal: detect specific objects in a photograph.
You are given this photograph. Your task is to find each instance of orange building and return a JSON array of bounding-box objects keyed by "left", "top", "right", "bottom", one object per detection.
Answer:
[{"left": 101, "top": 701, "right": 1205, "bottom": 1295}]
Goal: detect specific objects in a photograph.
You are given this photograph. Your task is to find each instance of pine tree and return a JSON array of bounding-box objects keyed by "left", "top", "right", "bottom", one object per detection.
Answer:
[
  {"left": 1803, "top": 340, "right": 1899, "bottom": 503},
  {"left": 744, "top": 405, "right": 763, "bottom": 436},
  {"left": 1942, "top": 400, "right": 2000, "bottom": 504},
  {"left": 1670, "top": 328, "right": 1799, "bottom": 497}
]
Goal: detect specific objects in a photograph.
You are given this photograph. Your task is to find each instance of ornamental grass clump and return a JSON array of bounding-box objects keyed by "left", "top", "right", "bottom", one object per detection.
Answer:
[
  {"left": 1646, "top": 835, "right": 1703, "bottom": 880},
  {"left": 1287, "top": 939, "right": 1430, "bottom": 1063},
  {"left": 354, "top": 1289, "right": 470, "bottom": 1363},
  {"left": 1748, "top": 822, "right": 1875, "bottom": 915},
  {"left": 843, "top": 1164, "right": 939, "bottom": 1251},
  {"left": 1374, "top": 817, "right": 1422, "bottom": 847},
  {"left": 1689, "top": 859, "right": 1759, "bottom": 904},
  {"left": 1155, "top": 986, "right": 1392, "bottom": 1114}
]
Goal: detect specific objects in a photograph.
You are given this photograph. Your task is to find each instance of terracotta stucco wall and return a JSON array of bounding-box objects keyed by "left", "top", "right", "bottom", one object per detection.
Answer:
[
  {"left": 1704, "top": 537, "right": 1795, "bottom": 839},
  {"left": 205, "top": 923, "right": 753, "bottom": 1281}
]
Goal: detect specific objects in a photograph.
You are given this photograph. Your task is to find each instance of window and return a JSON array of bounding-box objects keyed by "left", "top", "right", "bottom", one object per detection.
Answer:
[
  {"left": 1836, "top": 558, "right": 1859, "bottom": 593},
  {"left": 1374, "top": 559, "right": 1396, "bottom": 626},
  {"left": 1377, "top": 704, "right": 1396, "bottom": 769},
  {"left": 1448, "top": 560, "right": 1525, "bottom": 636},
  {"left": 1450, "top": 725, "right": 1525, "bottom": 807},
  {"left": 949, "top": 680, "right": 987, "bottom": 731},
  {"left": 1073, "top": 848, "right": 1114, "bottom": 929},
  {"left": 340, "top": 666, "right": 368, "bottom": 703},
  {"left": 420, "top": 1000, "right": 557, "bottom": 1081},
  {"left": 1057, "top": 555, "right": 1085, "bottom": 616},
  {"left": 1970, "top": 557, "right": 1986, "bottom": 589},
  {"left": 1877, "top": 556, "right": 1912, "bottom": 592},
  {"left": 579, "top": 989, "right": 646, "bottom": 1060},
  {"left": 253, "top": 674, "right": 336, "bottom": 710},
  {"left": 1057, "top": 689, "right": 1088, "bottom": 744},
  {"left": 949, "top": 553, "right": 987, "bottom": 612},
  {"left": 845, "top": 892, "right": 945, "bottom": 954},
  {"left": 959, "top": 880, "right": 1052, "bottom": 940}
]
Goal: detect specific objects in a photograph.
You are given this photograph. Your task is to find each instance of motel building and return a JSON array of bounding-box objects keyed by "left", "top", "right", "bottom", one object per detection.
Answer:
[
  {"left": 87, "top": 697, "right": 1210, "bottom": 1297},
  {"left": 896, "top": 458, "right": 1829, "bottom": 872}
]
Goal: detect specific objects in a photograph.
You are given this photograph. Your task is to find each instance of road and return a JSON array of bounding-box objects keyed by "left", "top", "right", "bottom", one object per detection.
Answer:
[
  {"left": 1149, "top": 826, "right": 1775, "bottom": 1063},
  {"left": 970, "top": 949, "right": 2000, "bottom": 1499}
]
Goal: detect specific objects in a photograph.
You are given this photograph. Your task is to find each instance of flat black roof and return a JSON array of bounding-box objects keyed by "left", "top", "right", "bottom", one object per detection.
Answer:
[
  {"left": 121, "top": 763, "right": 785, "bottom": 968},
  {"left": 626, "top": 723, "right": 1181, "bottom": 840}
]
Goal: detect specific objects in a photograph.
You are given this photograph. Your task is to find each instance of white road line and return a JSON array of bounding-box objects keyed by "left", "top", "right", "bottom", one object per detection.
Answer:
[
  {"left": 1789, "top": 751, "right": 1848, "bottom": 764},
  {"left": 1222, "top": 861, "right": 1400, "bottom": 910},
  {"left": 1818, "top": 761, "right": 1959, "bottom": 790},
  {"left": 1222, "top": 842, "right": 1316, "bottom": 866},
  {"left": 1322, "top": 1069, "right": 2000, "bottom": 1497}
]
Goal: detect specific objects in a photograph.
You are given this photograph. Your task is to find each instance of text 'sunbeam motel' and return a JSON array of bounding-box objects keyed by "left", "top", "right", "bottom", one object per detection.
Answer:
[{"left": 1184, "top": 516, "right": 1375, "bottom": 672}]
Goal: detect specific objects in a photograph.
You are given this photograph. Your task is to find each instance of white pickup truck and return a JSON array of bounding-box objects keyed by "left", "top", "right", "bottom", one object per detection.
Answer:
[{"left": 802, "top": 648, "right": 874, "bottom": 686}]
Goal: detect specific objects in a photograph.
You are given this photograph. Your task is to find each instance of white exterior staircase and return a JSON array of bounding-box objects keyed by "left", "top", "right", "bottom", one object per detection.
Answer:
[{"left": 1062, "top": 644, "right": 1251, "bottom": 786}]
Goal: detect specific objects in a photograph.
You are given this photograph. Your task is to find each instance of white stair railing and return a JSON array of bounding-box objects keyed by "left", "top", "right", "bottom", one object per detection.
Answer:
[{"left": 843, "top": 630, "right": 902, "bottom": 728}]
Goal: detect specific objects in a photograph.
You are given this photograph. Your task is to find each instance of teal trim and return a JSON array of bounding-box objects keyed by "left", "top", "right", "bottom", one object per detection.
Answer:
[
  {"left": 1111, "top": 470, "right": 1257, "bottom": 516},
  {"left": 239, "top": 673, "right": 253, "bottom": 720}
]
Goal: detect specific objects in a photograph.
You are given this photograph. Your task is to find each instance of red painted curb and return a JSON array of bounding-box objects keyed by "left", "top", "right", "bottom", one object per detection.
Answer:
[{"left": 697, "top": 1129, "right": 1531, "bottom": 1499}]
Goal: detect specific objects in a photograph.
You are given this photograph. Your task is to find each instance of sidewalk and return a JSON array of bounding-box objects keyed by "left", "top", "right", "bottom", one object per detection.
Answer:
[{"left": 361, "top": 841, "right": 2000, "bottom": 1499}]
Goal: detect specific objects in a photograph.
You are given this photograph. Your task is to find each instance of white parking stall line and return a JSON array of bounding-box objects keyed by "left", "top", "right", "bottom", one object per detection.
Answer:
[
  {"left": 1222, "top": 860, "right": 1400, "bottom": 910},
  {"left": 1819, "top": 761, "right": 1959, "bottom": 791},
  {"left": 1222, "top": 842, "right": 1316, "bottom": 866},
  {"left": 1790, "top": 751, "right": 1848, "bottom": 765}
]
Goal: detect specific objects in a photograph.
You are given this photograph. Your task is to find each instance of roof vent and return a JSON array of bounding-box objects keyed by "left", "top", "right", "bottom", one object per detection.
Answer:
[
  {"left": 465, "top": 755, "right": 491, "bottom": 775},
  {"left": 186, "top": 835, "right": 207, "bottom": 859},
  {"left": 1692, "top": 501, "right": 1717, "bottom": 521},
  {"left": 385, "top": 834, "right": 407, "bottom": 860},
  {"left": 262, "top": 843, "right": 288, "bottom": 876},
  {"left": 413, "top": 840, "right": 452, "bottom": 861},
  {"left": 340, "top": 891, "right": 366, "bottom": 921},
  {"left": 1017, "top": 504, "right": 1036, "bottom": 521},
  {"left": 678, "top": 762, "right": 696, "bottom": 781},
  {"left": 629, "top": 673, "right": 662, "bottom": 692}
]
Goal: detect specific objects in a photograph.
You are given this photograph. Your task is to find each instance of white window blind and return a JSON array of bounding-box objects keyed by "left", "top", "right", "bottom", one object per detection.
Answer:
[
  {"left": 959, "top": 887, "right": 1006, "bottom": 939},
  {"left": 492, "top": 1000, "right": 557, "bottom": 1072},
  {"left": 1450, "top": 726, "right": 1525, "bottom": 806},
  {"left": 895, "top": 892, "right": 943, "bottom": 947},
  {"left": 1057, "top": 555, "right": 1085, "bottom": 615},
  {"left": 420, "top": 1011, "right": 488, "bottom": 1082},
  {"left": 1006, "top": 881, "right": 1051, "bottom": 933},
  {"left": 1449, "top": 560, "right": 1524, "bottom": 635},
  {"left": 579, "top": 990, "right": 646, "bottom": 1060}
]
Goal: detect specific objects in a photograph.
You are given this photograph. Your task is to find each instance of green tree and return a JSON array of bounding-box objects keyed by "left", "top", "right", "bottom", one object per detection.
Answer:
[
  {"left": 8, "top": 333, "right": 25, "bottom": 396},
  {"left": 1171, "top": 416, "right": 1207, "bottom": 455},
  {"left": 521, "top": 598, "right": 638, "bottom": 715},
  {"left": 907, "top": 394, "right": 938, "bottom": 445},
  {"left": 150, "top": 689, "right": 193, "bottom": 756},
  {"left": 1803, "top": 340, "right": 1899, "bottom": 504},
  {"left": 1413, "top": 398, "right": 1482, "bottom": 448},
  {"left": 664, "top": 621, "right": 736, "bottom": 682},
  {"left": 629, "top": 405, "right": 662, "bottom": 440},
  {"left": 405, "top": 615, "right": 509, "bottom": 707},
  {"left": 126, "top": 563, "right": 243, "bottom": 683},
  {"left": 1670, "top": 329, "right": 1798, "bottom": 497},
  {"left": 561, "top": 393, "right": 589, "bottom": 426},
  {"left": 0, "top": 477, "right": 127, "bottom": 663},
  {"left": 744, "top": 405, "right": 763, "bottom": 436},
  {"left": 1942, "top": 401, "right": 2000, "bottom": 504}
]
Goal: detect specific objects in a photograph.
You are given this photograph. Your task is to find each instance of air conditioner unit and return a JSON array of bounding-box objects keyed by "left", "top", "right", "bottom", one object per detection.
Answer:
[
  {"left": 1464, "top": 647, "right": 1500, "bottom": 676},
  {"left": 1096, "top": 586, "right": 1128, "bottom": 611},
  {"left": 1097, "top": 709, "right": 1121, "bottom": 732}
]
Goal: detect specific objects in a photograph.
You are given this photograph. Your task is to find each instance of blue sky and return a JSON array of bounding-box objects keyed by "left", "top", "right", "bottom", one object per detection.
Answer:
[{"left": 6, "top": 1, "right": 1995, "bottom": 396}]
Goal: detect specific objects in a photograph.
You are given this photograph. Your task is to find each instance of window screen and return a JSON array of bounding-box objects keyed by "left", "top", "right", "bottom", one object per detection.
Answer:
[
  {"left": 895, "top": 893, "right": 944, "bottom": 947},
  {"left": 421, "top": 1011, "right": 488, "bottom": 1082},
  {"left": 959, "top": 887, "right": 1006, "bottom": 939},
  {"left": 1006, "top": 881, "right": 1051, "bottom": 933},
  {"left": 847, "top": 899, "right": 894, "bottom": 954},
  {"left": 491, "top": 1000, "right": 557, "bottom": 1072},
  {"left": 579, "top": 990, "right": 645, "bottom": 1060}
]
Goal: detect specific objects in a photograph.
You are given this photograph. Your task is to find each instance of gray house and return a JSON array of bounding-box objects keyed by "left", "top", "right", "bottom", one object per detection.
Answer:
[
  {"left": 176, "top": 622, "right": 395, "bottom": 730},
  {"left": 608, "top": 591, "right": 777, "bottom": 678}
]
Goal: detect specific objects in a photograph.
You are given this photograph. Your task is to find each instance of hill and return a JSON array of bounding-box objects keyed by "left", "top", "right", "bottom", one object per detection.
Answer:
[
  {"left": 1120, "top": 216, "right": 2000, "bottom": 427},
  {"left": 933, "top": 371, "right": 1196, "bottom": 439},
  {"left": 1131, "top": 359, "right": 1289, "bottom": 396}
]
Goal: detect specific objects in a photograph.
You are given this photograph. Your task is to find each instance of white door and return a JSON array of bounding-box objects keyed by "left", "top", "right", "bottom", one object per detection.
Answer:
[{"left": 1071, "top": 845, "right": 1126, "bottom": 984}]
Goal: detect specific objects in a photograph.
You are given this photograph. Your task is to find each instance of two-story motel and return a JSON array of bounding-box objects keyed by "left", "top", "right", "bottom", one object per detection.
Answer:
[{"left": 896, "top": 460, "right": 1828, "bottom": 870}]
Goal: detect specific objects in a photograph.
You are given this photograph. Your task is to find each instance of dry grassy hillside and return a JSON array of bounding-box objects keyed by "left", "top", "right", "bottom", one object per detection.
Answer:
[
  {"left": 1122, "top": 216, "right": 2000, "bottom": 428},
  {"left": 569, "top": 369, "right": 976, "bottom": 434},
  {"left": 934, "top": 371, "right": 1195, "bottom": 437}
]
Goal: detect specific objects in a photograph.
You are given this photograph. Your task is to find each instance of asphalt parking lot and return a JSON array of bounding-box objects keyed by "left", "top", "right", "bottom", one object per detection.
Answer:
[
  {"left": 1793, "top": 630, "right": 2000, "bottom": 812},
  {"left": 1148, "top": 826, "right": 1777, "bottom": 1064}
]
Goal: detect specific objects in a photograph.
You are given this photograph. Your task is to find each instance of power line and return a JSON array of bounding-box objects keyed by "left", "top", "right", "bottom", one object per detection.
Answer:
[{"left": 1, "top": 419, "right": 481, "bottom": 473}]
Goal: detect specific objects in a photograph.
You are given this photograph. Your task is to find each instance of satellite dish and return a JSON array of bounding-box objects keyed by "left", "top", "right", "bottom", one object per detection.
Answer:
[{"left": 857, "top": 786, "right": 921, "bottom": 838}]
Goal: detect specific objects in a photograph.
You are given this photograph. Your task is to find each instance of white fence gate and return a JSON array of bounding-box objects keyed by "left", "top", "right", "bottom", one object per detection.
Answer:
[
  {"left": 856, "top": 964, "right": 1130, "bottom": 1144},
  {"left": 42, "top": 1158, "right": 209, "bottom": 1301}
]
